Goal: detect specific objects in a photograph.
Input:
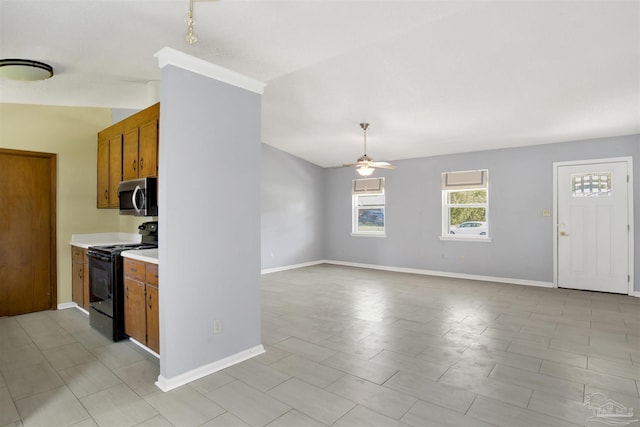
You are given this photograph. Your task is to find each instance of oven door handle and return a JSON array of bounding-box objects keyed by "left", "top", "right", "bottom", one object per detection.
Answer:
[
  {"left": 87, "top": 252, "right": 111, "bottom": 262},
  {"left": 132, "top": 185, "right": 145, "bottom": 214}
]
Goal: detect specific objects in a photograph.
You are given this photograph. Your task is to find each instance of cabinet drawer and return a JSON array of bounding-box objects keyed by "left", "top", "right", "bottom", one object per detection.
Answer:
[
  {"left": 123, "top": 258, "right": 145, "bottom": 281},
  {"left": 146, "top": 263, "right": 159, "bottom": 286},
  {"left": 72, "top": 246, "right": 84, "bottom": 262}
]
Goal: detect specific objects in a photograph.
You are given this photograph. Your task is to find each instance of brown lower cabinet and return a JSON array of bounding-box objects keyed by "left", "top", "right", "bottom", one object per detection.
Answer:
[
  {"left": 145, "top": 285, "right": 159, "bottom": 353},
  {"left": 124, "top": 258, "right": 159, "bottom": 353},
  {"left": 71, "top": 246, "right": 89, "bottom": 311}
]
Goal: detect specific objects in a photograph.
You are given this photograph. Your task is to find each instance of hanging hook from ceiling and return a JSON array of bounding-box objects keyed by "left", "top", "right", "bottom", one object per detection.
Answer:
[{"left": 185, "top": 0, "right": 198, "bottom": 45}]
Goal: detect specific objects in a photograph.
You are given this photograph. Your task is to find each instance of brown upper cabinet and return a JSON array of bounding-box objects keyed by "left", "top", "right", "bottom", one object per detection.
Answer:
[
  {"left": 97, "top": 103, "right": 159, "bottom": 208},
  {"left": 123, "top": 117, "right": 158, "bottom": 180},
  {"left": 97, "top": 133, "right": 123, "bottom": 209},
  {"left": 123, "top": 128, "right": 139, "bottom": 181},
  {"left": 109, "top": 134, "right": 123, "bottom": 207},
  {"left": 97, "top": 136, "right": 110, "bottom": 208}
]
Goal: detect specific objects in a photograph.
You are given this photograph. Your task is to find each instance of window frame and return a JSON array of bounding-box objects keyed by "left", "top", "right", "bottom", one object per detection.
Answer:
[{"left": 440, "top": 170, "right": 491, "bottom": 242}]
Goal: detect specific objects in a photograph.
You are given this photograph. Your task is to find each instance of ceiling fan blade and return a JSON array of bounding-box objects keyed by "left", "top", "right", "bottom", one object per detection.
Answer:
[
  {"left": 371, "top": 162, "right": 397, "bottom": 169},
  {"left": 342, "top": 162, "right": 363, "bottom": 167}
]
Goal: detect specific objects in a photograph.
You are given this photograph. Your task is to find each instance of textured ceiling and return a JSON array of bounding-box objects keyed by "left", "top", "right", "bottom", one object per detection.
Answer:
[{"left": 1, "top": 1, "right": 638, "bottom": 167}]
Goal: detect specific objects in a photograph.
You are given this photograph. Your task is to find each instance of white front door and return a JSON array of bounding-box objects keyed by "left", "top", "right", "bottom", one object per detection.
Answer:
[{"left": 556, "top": 159, "right": 630, "bottom": 294}]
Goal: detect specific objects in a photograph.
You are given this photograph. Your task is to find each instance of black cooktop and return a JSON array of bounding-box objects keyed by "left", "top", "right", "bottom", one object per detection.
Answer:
[{"left": 88, "top": 243, "right": 157, "bottom": 256}]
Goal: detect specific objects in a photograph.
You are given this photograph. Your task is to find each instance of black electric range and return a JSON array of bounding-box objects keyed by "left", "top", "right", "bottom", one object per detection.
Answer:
[{"left": 87, "top": 222, "right": 158, "bottom": 341}]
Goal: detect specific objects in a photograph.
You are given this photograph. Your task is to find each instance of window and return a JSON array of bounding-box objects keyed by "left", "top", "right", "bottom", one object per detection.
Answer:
[
  {"left": 352, "top": 177, "right": 385, "bottom": 237},
  {"left": 571, "top": 172, "right": 612, "bottom": 197},
  {"left": 441, "top": 170, "right": 489, "bottom": 240}
]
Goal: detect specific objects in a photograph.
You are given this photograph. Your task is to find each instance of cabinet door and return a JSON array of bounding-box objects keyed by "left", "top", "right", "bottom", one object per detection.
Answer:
[
  {"left": 138, "top": 120, "right": 158, "bottom": 178},
  {"left": 123, "top": 128, "right": 139, "bottom": 181},
  {"left": 146, "top": 284, "right": 159, "bottom": 353},
  {"left": 124, "top": 278, "right": 146, "bottom": 343},
  {"left": 97, "top": 137, "right": 110, "bottom": 208},
  {"left": 124, "top": 259, "right": 145, "bottom": 282},
  {"left": 71, "top": 246, "right": 84, "bottom": 306},
  {"left": 108, "top": 135, "right": 123, "bottom": 208},
  {"left": 145, "top": 263, "right": 158, "bottom": 287},
  {"left": 82, "top": 250, "right": 90, "bottom": 311},
  {"left": 71, "top": 260, "right": 83, "bottom": 306}
]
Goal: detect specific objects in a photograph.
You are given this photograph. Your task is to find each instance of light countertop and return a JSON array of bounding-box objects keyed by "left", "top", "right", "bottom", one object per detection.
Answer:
[
  {"left": 122, "top": 248, "right": 159, "bottom": 264},
  {"left": 69, "top": 232, "right": 141, "bottom": 249}
]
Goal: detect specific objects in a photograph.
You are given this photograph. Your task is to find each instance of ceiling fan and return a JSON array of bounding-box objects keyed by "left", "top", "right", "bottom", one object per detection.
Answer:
[{"left": 343, "top": 122, "right": 397, "bottom": 176}]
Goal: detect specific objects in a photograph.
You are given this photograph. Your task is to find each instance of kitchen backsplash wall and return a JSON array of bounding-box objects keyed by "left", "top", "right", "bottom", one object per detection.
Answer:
[{"left": 118, "top": 215, "right": 157, "bottom": 235}]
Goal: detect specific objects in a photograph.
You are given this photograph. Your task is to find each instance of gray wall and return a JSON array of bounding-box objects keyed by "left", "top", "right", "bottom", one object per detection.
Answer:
[
  {"left": 324, "top": 134, "right": 639, "bottom": 292},
  {"left": 261, "top": 144, "right": 325, "bottom": 270},
  {"left": 158, "top": 65, "right": 262, "bottom": 379}
]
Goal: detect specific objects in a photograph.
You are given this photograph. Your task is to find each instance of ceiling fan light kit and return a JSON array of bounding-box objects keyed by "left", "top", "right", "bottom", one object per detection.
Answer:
[
  {"left": 357, "top": 165, "right": 375, "bottom": 177},
  {"left": 0, "top": 59, "right": 54, "bottom": 81},
  {"left": 343, "top": 122, "right": 397, "bottom": 176}
]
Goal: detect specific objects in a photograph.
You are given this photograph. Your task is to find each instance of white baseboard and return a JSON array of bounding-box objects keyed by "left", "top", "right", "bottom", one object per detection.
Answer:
[
  {"left": 129, "top": 338, "right": 160, "bottom": 359},
  {"left": 261, "top": 260, "right": 324, "bottom": 275},
  {"left": 262, "top": 259, "right": 555, "bottom": 288},
  {"left": 155, "top": 344, "right": 265, "bottom": 392},
  {"left": 323, "top": 259, "right": 555, "bottom": 288},
  {"left": 57, "top": 302, "right": 77, "bottom": 310},
  {"left": 58, "top": 302, "right": 91, "bottom": 314},
  {"left": 262, "top": 259, "right": 639, "bottom": 296}
]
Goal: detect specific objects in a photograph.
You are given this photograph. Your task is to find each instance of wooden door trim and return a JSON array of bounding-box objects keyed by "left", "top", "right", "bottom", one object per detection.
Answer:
[
  {"left": 0, "top": 148, "right": 57, "bottom": 309},
  {"left": 552, "top": 156, "right": 634, "bottom": 295}
]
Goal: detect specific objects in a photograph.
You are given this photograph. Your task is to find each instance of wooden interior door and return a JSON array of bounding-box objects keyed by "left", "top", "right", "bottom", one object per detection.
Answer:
[{"left": 0, "top": 149, "right": 57, "bottom": 316}]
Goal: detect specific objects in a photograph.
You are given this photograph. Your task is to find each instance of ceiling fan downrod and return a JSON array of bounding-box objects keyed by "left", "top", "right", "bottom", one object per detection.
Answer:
[{"left": 360, "top": 122, "right": 369, "bottom": 155}]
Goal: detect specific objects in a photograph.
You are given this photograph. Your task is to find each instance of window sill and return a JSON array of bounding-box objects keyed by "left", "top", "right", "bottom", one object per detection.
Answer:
[
  {"left": 351, "top": 232, "right": 387, "bottom": 238},
  {"left": 439, "top": 236, "right": 492, "bottom": 243}
]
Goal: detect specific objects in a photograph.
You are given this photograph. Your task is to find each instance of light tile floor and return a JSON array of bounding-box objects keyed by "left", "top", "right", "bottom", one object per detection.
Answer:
[{"left": 2, "top": 264, "right": 639, "bottom": 426}]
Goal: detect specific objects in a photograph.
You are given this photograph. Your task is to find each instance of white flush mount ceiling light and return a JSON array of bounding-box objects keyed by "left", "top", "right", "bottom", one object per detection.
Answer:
[
  {"left": 343, "top": 122, "right": 397, "bottom": 176},
  {"left": 0, "top": 59, "right": 54, "bottom": 81},
  {"left": 185, "top": 0, "right": 198, "bottom": 45}
]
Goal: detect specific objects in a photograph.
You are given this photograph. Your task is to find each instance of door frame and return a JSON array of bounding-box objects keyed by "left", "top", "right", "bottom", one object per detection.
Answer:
[
  {"left": 0, "top": 148, "right": 58, "bottom": 311},
  {"left": 552, "top": 156, "right": 634, "bottom": 295}
]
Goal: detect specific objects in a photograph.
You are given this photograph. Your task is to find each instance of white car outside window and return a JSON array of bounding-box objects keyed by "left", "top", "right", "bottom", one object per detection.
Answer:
[{"left": 449, "top": 221, "right": 487, "bottom": 236}]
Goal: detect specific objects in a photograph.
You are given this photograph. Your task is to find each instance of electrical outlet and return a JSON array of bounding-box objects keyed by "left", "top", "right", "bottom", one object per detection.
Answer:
[
  {"left": 213, "top": 319, "right": 223, "bottom": 334},
  {"left": 542, "top": 208, "right": 551, "bottom": 217}
]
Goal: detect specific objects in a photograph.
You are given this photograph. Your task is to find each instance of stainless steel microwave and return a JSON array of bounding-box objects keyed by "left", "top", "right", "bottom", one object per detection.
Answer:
[{"left": 118, "top": 177, "right": 158, "bottom": 216}]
